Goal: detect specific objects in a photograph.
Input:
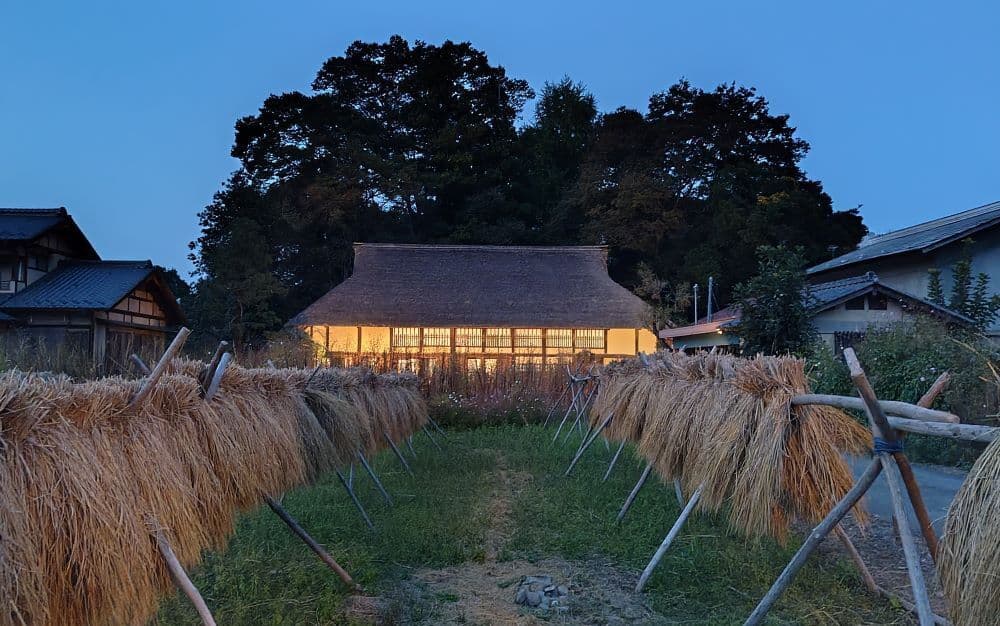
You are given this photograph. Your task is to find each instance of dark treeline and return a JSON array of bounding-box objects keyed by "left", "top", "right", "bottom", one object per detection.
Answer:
[{"left": 186, "top": 36, "right": 866, "bottom": 349}]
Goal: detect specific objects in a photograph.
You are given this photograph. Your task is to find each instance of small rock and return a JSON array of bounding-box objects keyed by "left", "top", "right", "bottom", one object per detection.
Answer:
[
  {"left": 524, "top": 575, "right": 552, "bottom": 586},
  {"left": 557, "top": 585, "right": 569, "bottom": 596},
  {"left": 544, "top": 584, "right": 556, "bottom": 593},
  {"left": 525, "top": 590, "right": 543, "bottom": 607},
  {"left": 514, "top": 587, "right": 527, "bottom": 605},
  {"left": 539, "top": 596, "right": 550, "bottom": 609}
]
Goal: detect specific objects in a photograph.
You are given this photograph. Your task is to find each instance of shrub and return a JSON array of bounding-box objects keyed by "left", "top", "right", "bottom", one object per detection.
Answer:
[{"left": 808, "top": 318, "right": 999, "bottom": 467}]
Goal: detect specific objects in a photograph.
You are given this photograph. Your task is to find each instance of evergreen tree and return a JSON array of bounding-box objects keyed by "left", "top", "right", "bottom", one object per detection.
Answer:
[
  {"left": 948, "top": 239, "right": 975, "bottom": 315},
  {"left": 927, "top": 268, "right": 944, "bottom": 305}
]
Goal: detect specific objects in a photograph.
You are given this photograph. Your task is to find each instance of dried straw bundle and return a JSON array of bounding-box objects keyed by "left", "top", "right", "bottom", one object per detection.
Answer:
[
  {"left": 0, "top": 361, "right": 427, "bottom": 626},
  {"left": 608, "top": 352, "right": 870, "bottom": 541},
  {"left": 938, "top": 437, "right": 1000, "bottom": 626},
  {"left": 302, "top": 387, "right": 372, "bottom": 464}
]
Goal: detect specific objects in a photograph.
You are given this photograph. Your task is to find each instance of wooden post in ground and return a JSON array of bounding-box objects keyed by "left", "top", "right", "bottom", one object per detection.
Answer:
[
  {"left": 265, "top": 495, "right": 363, "bottom": 592},
  {"left": 603, "top": 441, "right": 626, "bottom": 482},
  {"left": 744, "top": 458, "right": 883, "bottom": 626},
  {"left": 130, "top": 354, "right": 151, "bottom": 375},
  {"left": 552, "top": 378, "right": 585, "bottom": 442},
  {"left": 635, "top": 484, "right": 704, "bottom": 592},
  {"left": 542, "top": 382, "right": 570, "bottom": 427},
  {"left": 358, "top": 451, "right": 393, "bottom": 505},
  {"left": 833, "top": 525, "right": 877, "bottom": 593},
  {"left": 336, "top": 469, "right": 374, "bottom": 530},
  {"left": 383, "top": 432, "right": 414, "bottom": 475},
  {"left": 130, "top": 327, "right": 191, "bottom": 409},
  {"left": 843, "top": 348, "right": 934, "bottom": 626},
  {"left": 565, "top": 413, "right": 613, "bottom": 476},
  {"left": 617, "top": 463, "right": 653, "bottom": 523},
  {"left": 422, "top": 426, "right": 443, "bottom": 451},
  {"left": 151, "top": 522, "right": 217, "bottom": 626}
]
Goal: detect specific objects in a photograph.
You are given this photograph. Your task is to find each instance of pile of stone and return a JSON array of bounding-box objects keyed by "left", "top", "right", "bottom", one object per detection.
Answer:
[{"left": 513, "top": 575, "right": 569, "bottom": 611}]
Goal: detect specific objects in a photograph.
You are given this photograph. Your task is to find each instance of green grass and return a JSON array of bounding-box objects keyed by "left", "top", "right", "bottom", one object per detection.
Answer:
[{"left": 153, "top": 425, "right": 909, "bottom": 625}]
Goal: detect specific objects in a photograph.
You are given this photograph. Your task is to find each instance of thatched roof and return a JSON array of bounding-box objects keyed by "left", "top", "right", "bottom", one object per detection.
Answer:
[{"left": 291, "top": 243, "right": 651, "bottom": 328}]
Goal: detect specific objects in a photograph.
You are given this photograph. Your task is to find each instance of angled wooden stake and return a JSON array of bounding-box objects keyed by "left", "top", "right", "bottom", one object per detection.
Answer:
[
  {"left": 151, "top": 521, "right": 217, "bottom": 626},
  {"left": 844, "top": 349, "right": 934, "bottom": 626},
  {"left": 542, "top": 383, "right": 570, "bottom": 427},
  {"left": 265, "top": 495, "right": 362, "bottom": 592},
  {"left": 336, "top": 469, "right": 374, "bottom": 530},
  {"left": 203, "top": 352, "right": 232, "bottom": 402},
  {"left": 383, "top": 432, "right": 414, "bottom": 475},
  {"left": 617, "top": 463, "right": 653, "bottom": 523},
  {"left": 603, "top": 441, "right": 626, "bottom": 482},
  {"left": 130, "top": 327, "right": 191, "bottom": 409},
  {"left": 422, "top": 426, "right": 443, "bottom": 451},
  {"left": 635, "top": 483, "right": 703, "bottom": 592},
  {"left": 358, "top": 451, "right": 393, "bottom": 505},
  {"left": 130, "top": 354, "right": 151, "bottom": 375},
  {"left": 565, "top": 413, "right": 613, "bottom": 476}
]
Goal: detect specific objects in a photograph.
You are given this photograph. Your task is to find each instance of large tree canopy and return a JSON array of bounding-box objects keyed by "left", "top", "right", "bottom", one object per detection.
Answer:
[{"left": 188, "top": 37, "right": 866, "bottom": 349}]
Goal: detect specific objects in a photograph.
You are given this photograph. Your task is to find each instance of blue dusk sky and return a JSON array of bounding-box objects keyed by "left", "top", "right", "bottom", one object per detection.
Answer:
[{"left": 1, "top": 1, "right": 997, "bottom": 275}]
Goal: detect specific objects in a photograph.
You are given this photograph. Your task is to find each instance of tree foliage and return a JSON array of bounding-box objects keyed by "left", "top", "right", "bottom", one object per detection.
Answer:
[
  {"left": 188, "top": 37, "right": 867, "bottom": 348},
  {"left": 927, "top": 239, "right": 1000, "bottom": 330},
  {"left": 732, "top": 246, "right": 817, "bottom": 356}
]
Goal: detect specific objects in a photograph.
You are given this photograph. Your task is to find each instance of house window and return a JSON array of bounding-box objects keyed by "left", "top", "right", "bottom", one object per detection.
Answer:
[
  {"left": 455, "top": 328, "right": 483, "bottom": 352},
  {"left": 485, "top": 328, "right": 512, "bottom": 352},
  {"left": 546, "top": 329, "right": 572, "bottom": 351},
  {"left": 868, "top": 293, "right": 888, "bottom": 310},
  {"left": 395, "top": 358, "right": 419, "bottom": 373},
  {"left": 422, "top": 327, "right": 451, "bottom": 349},
  {"left": 392, "top": 327, "right": 420, "bottom": 348},
  {"left": 845, "top": 296, "right": 866, "bottom": 310},
  {"left": 514, "top": 328, "right": 542, "bottom": 351},
  {"left": 574, "top": 329, "right": 605, "bottom": 351},
  {"left": 27, "top": 255, "right": 48, "bottom": 272}
]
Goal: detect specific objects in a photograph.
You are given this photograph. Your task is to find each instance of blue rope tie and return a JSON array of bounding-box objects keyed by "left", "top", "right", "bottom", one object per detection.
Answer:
[{"left": 874, "top": 437, "right": 904, "bottom": 454}]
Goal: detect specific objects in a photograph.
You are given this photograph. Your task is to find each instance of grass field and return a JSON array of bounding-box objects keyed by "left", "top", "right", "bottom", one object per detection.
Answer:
[{"left": 153, "top": 425, "right": 909, "bottom": 625}]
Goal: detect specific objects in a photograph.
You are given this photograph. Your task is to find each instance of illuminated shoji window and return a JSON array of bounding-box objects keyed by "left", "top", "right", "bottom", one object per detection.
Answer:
[
  {"left": 485, "top": 328, "right": 512, "bottom": 352},
  {"left": 391, "top": 327, "right": 420, "bottom": 348},
  {"left": 422, "top": 327, "right": 451, "bottom": 348},
  {"left": 455, "top": 328, "right": 483, "bottom": 352},
  {"left": 574, "top": 329, "right": 605, "bottom": 350}
]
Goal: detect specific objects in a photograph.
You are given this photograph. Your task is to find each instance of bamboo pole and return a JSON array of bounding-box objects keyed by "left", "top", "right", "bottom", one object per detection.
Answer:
[
  {"left": 617, "top": 463, "right": 653, "bottom": 523},
  {"left": 542, "top": 383, "right": 570, "bottom": 427},
  {"left": 843, "top": 348, "right": 934, "bottom": 626},
  {"left": 884, "top": 416, "right": 998, "bottom": 442},
  {"left": 152, "top": 523, "right": 217, "bottom": 626},
  {"left": 264, "top": 495, "right": 362, "bottom": 592},
  {"left": 673, "top": 480, "right": 684, "bottom": 506},
  {"left": 552, "top": 379, "right": 585, "bottom": 442},
  {"left": 635, "top": 484, "right": 703, "bottom": 592},
  {"left": 426, "top": 415, "right": 447, "bottom": 438},
  {"left": 744, "top": 458, "right": 883, "bottom": 626},
  {"left": 422, "top": 426, "right": 443, "bottom": 451},
  {"left": 834, "top": 525, "right": 877, "bottom": 593},
  {"left": 790, "top": 394, "right": 958, "bottom": 423},
  {"left": 130, "top": 327, "right": 190, "bottom": 408},
  {"left": 603, "top": 441, "right": 626, "bottom": 482},
  {"left": 200, "top": 341, "right": 229, "bottom": 393},
  {"left": 405, "top": 435, "right": 417, "bottom": 459}
]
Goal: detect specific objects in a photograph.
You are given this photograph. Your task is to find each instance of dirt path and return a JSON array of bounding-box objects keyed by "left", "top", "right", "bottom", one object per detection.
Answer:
[{"left": 376, "top": 448, "right": 669, "bottom": 625}]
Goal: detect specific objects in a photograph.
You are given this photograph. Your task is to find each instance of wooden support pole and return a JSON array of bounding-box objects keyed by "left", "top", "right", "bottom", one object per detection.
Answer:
[
  {"left": 152, "top": 524, "right": 217, "bottom": 626},
  {"left": 565, "top": 413, "right": 613, "bottom": 476},
  {"left": 673, "top": 480, "right": 684, "bottom": 506},
  {"left": 383, "top": 432, "right": 414, "bottom": 476},
  {"left": 744, "top": 458, "right": 883, "bottom": 626},
  {"left": 562, "top": 380, "right": 599, "bottom": 444},
  {"left": 426, "top": 415, "right": 447, "bottom": 438},
  {"left": 635, "top": 484, "right": 703, "bottom": 592},
  {"left": 834, "top": 525, "right": 877, "bottom": 593},
  {"left": 357, "top": 452, "right": 392, "bottom": 505},
  {"left": 200, "top": 341, "right": 229, "bottom": 392},
  {"left": 130, "top": 327, "right": 191, "bottom": 409},
  {"left": 203, "top": 352, "right": 232, "bottom": 402},
  {"left": 422, "top": 426, "right": 443, "bottom": 452},
  {"left": 335, "top": 470, "right": 374, "bottom": 530},
  {"left": 843, "top": 348, "right": 934, "bottom": 626},
  {"left": 790, "top": 394, "right": 958, "bottom": 423},
  {"left": 884, "top": 416, "right": 998, "bottom": 442},
  {"left": 542, "top": 383, "right": 570, "bottom": 427},
  {"left": 603, "top": 441, "right": 626, "bottom": 482},
  {"left": 130, "top": 354, "right": 151, "bottom": 375},
  {"left": 552, "top": 380, "right": 585, "bottom": 442},
  {"left": 405, "top": 435, "right": 417, "bottom": 459},
  {"left": 617, "top": 463, "right": 653, "bottom": 523},
  {"left": 264, "top": 495, "right": 362, "bottom": 592}
]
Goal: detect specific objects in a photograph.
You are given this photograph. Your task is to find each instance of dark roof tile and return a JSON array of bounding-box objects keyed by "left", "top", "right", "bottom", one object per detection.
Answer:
[{"left": 809, "top": 200, "right": 1000, "bottom": 274}]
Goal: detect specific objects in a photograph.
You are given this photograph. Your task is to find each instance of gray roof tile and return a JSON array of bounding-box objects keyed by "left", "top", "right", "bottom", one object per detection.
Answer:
[
  {"left": 1, "top": 261, "right": 155, "bottom": 310},
  {"left": 809, "top": 200, "right": 1000, "bottom": 275}
]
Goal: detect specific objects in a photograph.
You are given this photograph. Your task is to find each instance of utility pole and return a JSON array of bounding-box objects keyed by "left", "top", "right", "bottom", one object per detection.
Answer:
[
  {"left": 707, "top": 276, "right": 714, "bottom": 322},
  {"left": 693, "top": 283, "right": 699, "bottom": 323}
]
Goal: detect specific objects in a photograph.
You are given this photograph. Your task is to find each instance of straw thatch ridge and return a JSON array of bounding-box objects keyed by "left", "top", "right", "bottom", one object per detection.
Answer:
[
  {"left": 939, "top": 437, "right": 1000, "bottom": 626},
  {"left": 0, "top": 361, "right": 426, "bottom": 626},
  {"left": 592, "top": 351, "right": 872, "bottom": 541}
]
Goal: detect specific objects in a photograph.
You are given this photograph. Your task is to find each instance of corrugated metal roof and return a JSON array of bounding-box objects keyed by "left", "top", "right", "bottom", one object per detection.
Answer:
[
  {"left": 1, "top": 261, "right": 155, "bottom": 310},
  {"left": 290, "top": 243, "right": 651, "bottom": 328},
  {"left": 808, "top": 200, "right": 1000, "bottom": 275}
]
